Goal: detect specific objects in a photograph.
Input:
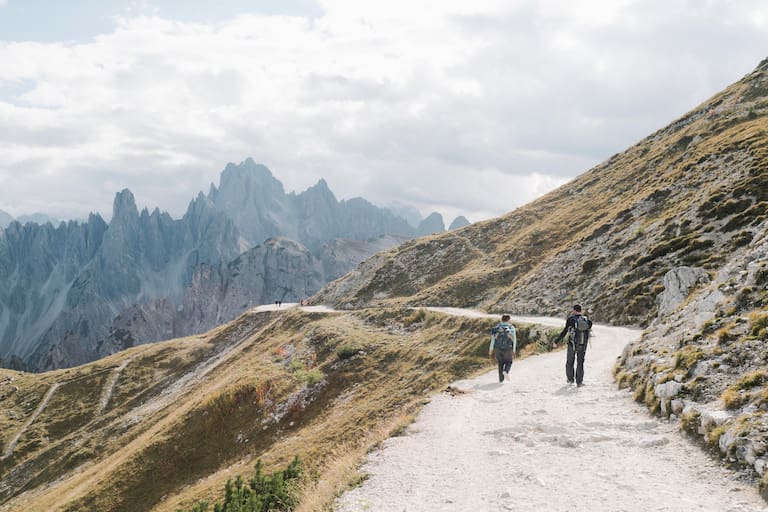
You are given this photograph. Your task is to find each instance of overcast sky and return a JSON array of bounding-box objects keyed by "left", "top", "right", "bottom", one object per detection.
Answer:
[{"left": 0, "top": 0, "right": 766, "bottom": 224}]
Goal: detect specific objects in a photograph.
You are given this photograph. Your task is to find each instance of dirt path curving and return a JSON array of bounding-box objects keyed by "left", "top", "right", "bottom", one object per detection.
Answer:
[
  {"left": 335, "top": 316, "right": 766, "bottom": 512},
  {"left": 2, "top": 382, "right": 61, "bottom": 460},
  {"left": 97, "top": 357, "right": 134, "bottom": 414}
]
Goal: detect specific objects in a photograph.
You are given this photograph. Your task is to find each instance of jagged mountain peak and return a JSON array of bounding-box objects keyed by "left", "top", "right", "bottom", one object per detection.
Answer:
[
  {"left": 0, "top": 208, "right": 12, "bottom": 228},
  {"left": 301, "top": 177, "right": 337, "bottom": 203},
  {"left": 216, "top": 159, "right": 285, "bottom": 202},
  {"left": 111, "top": 188, "right": 138, "bottom": 223}
]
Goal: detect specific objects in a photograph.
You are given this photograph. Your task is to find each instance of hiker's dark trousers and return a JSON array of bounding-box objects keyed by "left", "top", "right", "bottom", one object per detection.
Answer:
[
  {"left": 495, "top": 348, "right": 514, "bottom": 382},
  {"left": 566, "top": 341, "right": 587, "bottom": 385}
]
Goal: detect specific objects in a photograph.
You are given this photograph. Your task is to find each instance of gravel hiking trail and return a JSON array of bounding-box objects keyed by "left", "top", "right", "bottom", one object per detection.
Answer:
[
  {"left": 1, "top": 382, "right": 61, "bottom": 460},
  {"left": 335, "top": 312, "right": 766, "bottom": 512}
]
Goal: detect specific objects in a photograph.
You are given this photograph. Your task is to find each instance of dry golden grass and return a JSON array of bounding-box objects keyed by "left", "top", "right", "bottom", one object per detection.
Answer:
[
  {"left": 0, "top": 307, "right": 544, "bottom": 512},
  {"left": 294, "top": 406, "right": 420, "bottom": 512}
]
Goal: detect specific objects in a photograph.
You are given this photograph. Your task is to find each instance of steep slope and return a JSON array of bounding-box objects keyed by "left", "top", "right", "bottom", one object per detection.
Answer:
[
  {"left": 316, "top": 59, "right": 768, "bottom": 329},
  {"left": 0, "top": 306, "right": 552, "bottom": 511},
  {"left": 615, "top": 219, "right": 768, "bottom": 496},
  {"left": 313, "top": 58, "right": 768, "bottom": 499}
]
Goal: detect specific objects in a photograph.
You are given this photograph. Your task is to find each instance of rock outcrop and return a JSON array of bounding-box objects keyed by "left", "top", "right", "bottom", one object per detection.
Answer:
[
  {"left": 656, "top": 266, "right": 710, "bottom": 317},
  {"left": 616, "top": 222, "right": 768, "bottom": 488}
]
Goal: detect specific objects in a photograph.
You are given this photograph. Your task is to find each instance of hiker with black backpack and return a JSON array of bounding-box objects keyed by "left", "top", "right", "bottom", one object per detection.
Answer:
[
  {"left": 489, "top": 314, "right": 516, "bottom": 383},
  {"left": 553, "top": 304, "right": 593, "bottom": 387}
]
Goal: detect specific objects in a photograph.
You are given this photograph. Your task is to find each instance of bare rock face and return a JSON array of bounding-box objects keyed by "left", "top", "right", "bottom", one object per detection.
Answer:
[
  {"left": 25, "top": 189, "right": 241, "bottom": 371},
  {"left": 210, "top": 158, "right": 416, "bottom": 250},
  {"left": 656, "top": 266, "right": 709, "bottom": 317},
  {"left": 100, "top": 235, "right": 405, "bottom": 354}
]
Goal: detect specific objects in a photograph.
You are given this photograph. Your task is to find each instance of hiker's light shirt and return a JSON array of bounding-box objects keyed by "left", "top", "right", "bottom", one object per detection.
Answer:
[{"left": 489, "top": 322, "right": 517, "bottom": 352}]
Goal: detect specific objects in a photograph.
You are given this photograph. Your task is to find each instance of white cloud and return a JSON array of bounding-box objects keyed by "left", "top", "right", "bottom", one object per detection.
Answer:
[{"left": 0, "top": 1, "right": 767, "bottom": 223}]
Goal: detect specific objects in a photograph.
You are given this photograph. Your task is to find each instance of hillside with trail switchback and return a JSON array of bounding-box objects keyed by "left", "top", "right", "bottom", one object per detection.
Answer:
[
  {"left": 316, "top": 59, "right": 768, "bottom": 329},
  {"left": 316, "top": 58, "right": 768, "bottom": 498}
]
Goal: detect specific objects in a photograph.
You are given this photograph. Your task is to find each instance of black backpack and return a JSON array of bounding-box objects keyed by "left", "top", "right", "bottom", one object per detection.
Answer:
[
  {"left": 494, "top": 324, "right": 514, "bottom": 351},
  {"left": 570, "top": 315, "right": 591, "bottom": 346}
]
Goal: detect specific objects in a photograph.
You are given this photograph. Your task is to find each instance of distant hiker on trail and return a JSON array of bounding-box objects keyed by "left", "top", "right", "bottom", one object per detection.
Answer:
[
  {"left": 489, "top": 314, "right": 516, "bottom": 383},
  {"left": 553, "top": 304, "right": 593, "bottom": 387}
]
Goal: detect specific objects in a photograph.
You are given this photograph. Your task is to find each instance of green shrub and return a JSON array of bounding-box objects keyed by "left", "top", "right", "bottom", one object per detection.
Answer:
[
  {"left": 178, "top": 457, "right": 302, "bottom": 512},
  {"left": 336, "top": 345, "right": 363, "bottom": 360},
  {"left": 295, "top": 368, "right": 324, "bottom": 386}
]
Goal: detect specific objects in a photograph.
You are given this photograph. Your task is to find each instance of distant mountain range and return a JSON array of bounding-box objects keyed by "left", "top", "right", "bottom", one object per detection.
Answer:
[{"left": 0, "top": 159, "right": 469, "bottom": 371}]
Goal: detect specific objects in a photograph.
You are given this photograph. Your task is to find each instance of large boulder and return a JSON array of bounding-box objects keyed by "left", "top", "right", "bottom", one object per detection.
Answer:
[{"left": 656, "top": 267, "right": 709, "bottom": 317}]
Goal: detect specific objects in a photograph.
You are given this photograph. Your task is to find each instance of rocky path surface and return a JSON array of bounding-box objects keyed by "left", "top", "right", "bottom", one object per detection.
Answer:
[{"left": 335, "top": 315, "right": 766, "bottom": 512}]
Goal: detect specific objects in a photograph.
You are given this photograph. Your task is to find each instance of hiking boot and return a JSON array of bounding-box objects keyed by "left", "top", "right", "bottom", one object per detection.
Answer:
[
  {"left": 576, "top": 382, "right": 584, "bottom": 387},
  {"left": 567, "top": 380, "right": 574, "bottom": 385},
  {"left": 503, "top": 371, "right": 510, "bottom": 382}
]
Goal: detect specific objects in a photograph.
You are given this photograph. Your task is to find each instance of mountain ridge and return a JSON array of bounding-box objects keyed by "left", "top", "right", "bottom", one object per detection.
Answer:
[{"left": 0, "top": 162, "right": 466, "bottom": 372}]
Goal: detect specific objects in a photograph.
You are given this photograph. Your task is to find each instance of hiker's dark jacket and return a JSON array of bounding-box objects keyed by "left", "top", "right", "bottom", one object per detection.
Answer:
[{"left": 555, "top": 313, "right": 592, "bottom": 344}]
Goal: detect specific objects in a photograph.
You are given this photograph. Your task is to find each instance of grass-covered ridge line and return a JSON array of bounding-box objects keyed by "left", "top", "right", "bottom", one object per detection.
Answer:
[{"left": 315, "top": 61, "right": 768, "bottom": 329}]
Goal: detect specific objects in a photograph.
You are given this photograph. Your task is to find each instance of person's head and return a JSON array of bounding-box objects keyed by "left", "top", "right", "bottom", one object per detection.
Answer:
[
  {"left": 573, "top": 304, "right": 582, "bottom": 313},
  {"left": 501, "top": 314, "right": 511, "bottom": 322}
]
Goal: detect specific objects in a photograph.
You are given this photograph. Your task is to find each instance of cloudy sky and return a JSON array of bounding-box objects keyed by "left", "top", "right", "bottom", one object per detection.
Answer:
[{"left": 0, "top": 0, "right": 766, "bottom": 225}]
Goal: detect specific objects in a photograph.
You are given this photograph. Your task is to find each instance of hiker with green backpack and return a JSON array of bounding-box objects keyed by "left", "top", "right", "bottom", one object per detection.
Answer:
[
  {"left": 489, "top": 314, "right": 516, "bottom": 383},
  {"left": 553, "top": 304, "right": 593, "bottom": 387}
]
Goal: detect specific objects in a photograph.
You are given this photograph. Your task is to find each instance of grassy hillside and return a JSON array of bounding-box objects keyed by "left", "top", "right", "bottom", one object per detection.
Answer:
[
  {"left": 0, "top": 307, "right": 554, "bottom": 511},
  {"left": 316, "top": 59, "right": 768, "bottom": 328},
  {"left": 312, "top": 58, "right": 768, "bottom": 500}
]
